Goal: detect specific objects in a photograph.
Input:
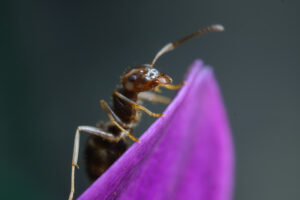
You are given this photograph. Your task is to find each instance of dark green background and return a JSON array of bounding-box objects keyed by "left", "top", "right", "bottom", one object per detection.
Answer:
[{"left": 2, "top": 0, "right": 300, "bottom": 199}]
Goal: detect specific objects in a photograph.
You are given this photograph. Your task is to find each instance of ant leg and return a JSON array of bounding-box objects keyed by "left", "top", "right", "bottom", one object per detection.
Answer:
[
  {"left": 100, "top": 100, "right": 140, "bottom": 142},
  {"left": 68, "top": 126, "right": 121, "bottom": 200},
  {"left": 138, "top": 92, "right": 171, "bottom": 104},
  {"left": 113, "top": 92, "right": 164, "bottom": 118},
  {"left": 99, "top": 100, "right": 124, "bottom": 126}
]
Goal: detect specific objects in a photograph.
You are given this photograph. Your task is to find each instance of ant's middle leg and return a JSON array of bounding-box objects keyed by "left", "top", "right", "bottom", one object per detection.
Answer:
[
  {"left": 100, "top": 100, "right": 139, "bottom": 142},
  {"left": 68, "top": 126, "right": 122, "bottom": 200}
]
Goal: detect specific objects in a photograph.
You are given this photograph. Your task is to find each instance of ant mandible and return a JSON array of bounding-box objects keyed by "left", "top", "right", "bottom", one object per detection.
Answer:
[{"left": 68, "top": 24, "right": 224, "bottom": 200}]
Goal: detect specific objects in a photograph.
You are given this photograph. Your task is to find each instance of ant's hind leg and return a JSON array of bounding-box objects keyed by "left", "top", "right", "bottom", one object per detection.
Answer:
[
  {"left": 100, "top": 100, "right": 139, "bottom": 142},
  {"left": 113, "top": 92, "right": 164, "bottom": 118},
  {"left": 68, "top": 126, "right": 121, "bottom": 200},
  {"left": 138, "top": 92, "right": 171, "bottom": 104}
]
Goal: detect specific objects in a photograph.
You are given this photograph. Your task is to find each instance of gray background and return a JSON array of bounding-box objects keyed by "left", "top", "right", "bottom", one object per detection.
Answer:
[{"left": 1, "top": 0, "right": 299, "bottom": 199}]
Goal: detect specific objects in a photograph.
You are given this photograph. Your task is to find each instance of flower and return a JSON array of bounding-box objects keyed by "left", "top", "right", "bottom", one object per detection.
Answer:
[{"left": 79, "top": 60, "right": 234, "bottom": 200}]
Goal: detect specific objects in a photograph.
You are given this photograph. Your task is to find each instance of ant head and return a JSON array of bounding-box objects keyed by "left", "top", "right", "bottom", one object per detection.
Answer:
[{"left": 121, "top": 65, "right": 172, "bottom": 92}]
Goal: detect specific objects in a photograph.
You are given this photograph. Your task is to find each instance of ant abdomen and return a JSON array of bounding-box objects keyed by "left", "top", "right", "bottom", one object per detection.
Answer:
[{"left": 85, "top": 134, "right": 128, "bottom": 182}]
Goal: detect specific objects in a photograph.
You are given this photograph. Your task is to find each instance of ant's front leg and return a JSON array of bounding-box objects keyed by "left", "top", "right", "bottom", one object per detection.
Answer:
[
  {"left": 113, "top": 91, "right": 164, "bottom": 118},
  {"left": 68, "top": 126, "right": 121, "bottom": 200}
]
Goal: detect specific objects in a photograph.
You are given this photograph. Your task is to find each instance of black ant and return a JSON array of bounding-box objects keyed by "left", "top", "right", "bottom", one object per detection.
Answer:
[{"left": 68, "top": 24, "right": 224, "bottom": 200}]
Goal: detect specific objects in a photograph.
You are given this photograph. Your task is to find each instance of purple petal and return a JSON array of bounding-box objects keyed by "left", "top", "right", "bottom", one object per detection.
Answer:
[{"left": 79, "top": 60, "right": 234, "bottom": 200}]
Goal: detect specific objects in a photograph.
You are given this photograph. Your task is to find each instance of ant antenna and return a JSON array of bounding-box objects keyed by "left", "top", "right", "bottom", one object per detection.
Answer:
[{"left": 151, "top": 24, "right": 224, "bottom": 67}]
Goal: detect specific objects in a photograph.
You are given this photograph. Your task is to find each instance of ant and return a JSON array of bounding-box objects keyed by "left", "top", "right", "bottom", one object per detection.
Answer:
[{"left": 68, "top": 24, "right": 224, "bottom": 200}]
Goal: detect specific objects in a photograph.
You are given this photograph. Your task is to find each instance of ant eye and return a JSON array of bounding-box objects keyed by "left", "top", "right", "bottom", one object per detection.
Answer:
[{"left": 128, "top": 75, "right": 137, "bottom": 82}]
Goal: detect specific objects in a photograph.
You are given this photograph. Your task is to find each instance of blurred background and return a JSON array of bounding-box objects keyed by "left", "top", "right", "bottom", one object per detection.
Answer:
[{"left": 1, "top": 0, "right": 300, "bottom": 199}]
